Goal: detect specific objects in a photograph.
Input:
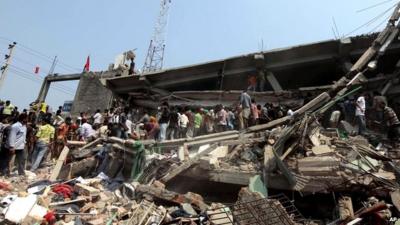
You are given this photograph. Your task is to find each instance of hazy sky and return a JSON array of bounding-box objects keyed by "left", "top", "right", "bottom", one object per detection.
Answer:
[{"left": 0, "top": 0, "right": 396, "bottom": 109}]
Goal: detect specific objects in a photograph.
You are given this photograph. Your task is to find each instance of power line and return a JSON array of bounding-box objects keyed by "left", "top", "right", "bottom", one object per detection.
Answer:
[
  {"left": 0, "top": 39, "right": 79, "bottom": 75},
  {"left": 8, "top": 65, "right": 75, "bottom": 94},
  {"left": 356, "top": 0, "right": 395, "bottom": 13},
  {"left": 7, "top": 58, "right": 77, "bottom": 92},
  {"left": 7, "top": 63, "right": 76, "bottom": 92},
  {"left": 0, "top": 36, "right": 81, "bottom": 73},
  {"left": 0, "top": 49, "right": 78, "bottom": 92},
  {"left": 8, "top": 68, "right": 74, "bottom": 96},
  {"left": 15, "top": 46, "right": 79, "bottom": 73},
  {"left": 368, "top": 14, "right": 392, "bottom": 34},
  {"left": 344, "top": 2, "right": 397, "bottom": 37},
  {"left": 0, "top": 48, "right": 77, "bottom": 91}
]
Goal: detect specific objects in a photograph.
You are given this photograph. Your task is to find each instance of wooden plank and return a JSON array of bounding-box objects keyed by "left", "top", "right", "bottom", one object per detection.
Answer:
[
  {"left": 49, "top": 146, "right": 70, "bottom": 182},
  {"left": 280, "top": 142, "right": 298, "bottom": 160}
]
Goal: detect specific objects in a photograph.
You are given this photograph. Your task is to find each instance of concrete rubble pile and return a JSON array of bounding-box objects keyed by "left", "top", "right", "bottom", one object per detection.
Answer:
[
  {"left": 3, "top": 2, "right": 400, "bottom": 225},
  {"left": 1, "top": 105, "right": 399, "bottom": 224}
]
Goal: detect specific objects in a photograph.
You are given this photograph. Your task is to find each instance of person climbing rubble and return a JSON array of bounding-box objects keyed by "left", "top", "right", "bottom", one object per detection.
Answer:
[{"left": 377, "top": 100, "right": 400, "bottom": 144}]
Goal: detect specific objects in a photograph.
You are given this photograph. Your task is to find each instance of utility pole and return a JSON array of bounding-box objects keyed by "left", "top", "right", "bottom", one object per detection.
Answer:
[
  {"left": 142, "top": 0, "right": 172, "bottom": 74},
  {"left": 0, "top": 42, "right": 17, "bottom": 90}
]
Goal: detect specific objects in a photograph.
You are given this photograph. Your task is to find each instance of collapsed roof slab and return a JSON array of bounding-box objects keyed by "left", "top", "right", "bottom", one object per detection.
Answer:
[{"left": 104, "top": 33, "right": 400, "bottom": 95}]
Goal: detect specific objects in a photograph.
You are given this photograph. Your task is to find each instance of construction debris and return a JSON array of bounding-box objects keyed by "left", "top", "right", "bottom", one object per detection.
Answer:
[{"left": 3, "top": 2, "right": 400, "bottom": 225}]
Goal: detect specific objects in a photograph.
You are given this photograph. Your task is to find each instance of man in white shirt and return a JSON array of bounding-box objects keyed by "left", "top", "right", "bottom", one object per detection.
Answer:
[
  {"left": 80, "top": 119, "right": 96, "bottom": 142},
  {"left": 355, "top": 94, "right": 367, "bottom": 135},
  {"left": 93, "top": 109, "right": 103, "bottom": 126},
  {"left": 179, "top": 111, "right": 189, "bottom": 138}
]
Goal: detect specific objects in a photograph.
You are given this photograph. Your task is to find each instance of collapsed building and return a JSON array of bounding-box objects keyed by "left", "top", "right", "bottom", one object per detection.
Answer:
[
  {"left": 37, "top": 31, "right": 400, "bottom": 115},
  {"left": 6, "top": 3, "right": 400, "bottom": 225}
]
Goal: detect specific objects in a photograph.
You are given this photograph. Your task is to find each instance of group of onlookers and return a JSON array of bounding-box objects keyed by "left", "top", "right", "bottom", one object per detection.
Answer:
[
  {"left": 335, "top": 92, "right": 400, "bottom": 143},
  {"left": 0, "top": 89, "right": 399, "bottom": 177}
]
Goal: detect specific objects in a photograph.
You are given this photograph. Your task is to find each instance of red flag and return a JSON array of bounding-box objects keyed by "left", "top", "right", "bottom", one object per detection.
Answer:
[
  {"left": 83, "top": 56, "right": 90, "bottom": 72},
  {"left": 34, "top": 66, "right": 40, "bottom": 74}
]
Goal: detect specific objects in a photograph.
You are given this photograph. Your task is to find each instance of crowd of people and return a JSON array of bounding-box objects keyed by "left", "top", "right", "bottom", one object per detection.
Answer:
[
  {"left": 332, "top": 92, "right": 400, "bottom": 143},
  {"left": 0, "top": 89, "right": 398, "bottom": 177}
]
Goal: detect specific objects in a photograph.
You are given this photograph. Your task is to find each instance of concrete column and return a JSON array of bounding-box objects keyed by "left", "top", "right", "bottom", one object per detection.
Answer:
[{"left": 266, "top": 72, "right": 282, "bottom": 91}]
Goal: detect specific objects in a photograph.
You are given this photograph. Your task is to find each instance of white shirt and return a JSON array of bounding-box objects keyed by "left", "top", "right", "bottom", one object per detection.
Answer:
[
  {"left": 81, "top": 123, "right": 96, "bottom": 140},
  {"left": 125, "top": 119, "right": 133, "bottom": 134},
  {"left": 355, "top": 96, "right": 366, "bottom": 116},
  {"left": 287, "top": 109, "right": 294, "bottom": 116},
  {"left": 93, "top": 112, "right": 102, "bottom": 124},
  {"left": 179, "top": 114, "right": 189, "bottom": 128}
]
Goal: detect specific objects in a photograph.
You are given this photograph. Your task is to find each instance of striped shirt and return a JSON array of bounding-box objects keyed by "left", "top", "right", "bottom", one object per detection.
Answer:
[{"left": 384, "top": 106, "right": 400, "bottom": 126}]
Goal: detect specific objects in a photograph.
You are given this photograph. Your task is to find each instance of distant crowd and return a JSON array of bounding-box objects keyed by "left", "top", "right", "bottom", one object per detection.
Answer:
[{"left": 0, "top": 88, "right": 399, "bottom": 177}]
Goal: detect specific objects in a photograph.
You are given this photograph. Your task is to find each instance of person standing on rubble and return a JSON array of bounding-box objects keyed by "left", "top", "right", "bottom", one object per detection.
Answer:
[
  {"left": 30, "top": 118, "right": 55, "bottom": 172},
  {"left": 80, "top": 118, "right": 96, "bottom": 142},
  {"left": 54, "top": 117, "right": 71, "bottom": 159},
  {"left": 7, "top": 113, "right": 28, "bottom": 176},
  {"left": 185, "top": 107, "right": 195, "bottom": 138},
  {"left": 239, "top": 89, "right": 252, "bottom": 129},
  {"left": 0, "top": 117, "right": 11, "bottom": 176},
  {"left": 203, "top": 109, "right": 215, "bottom": 134},
  {"left": 215, "top": 105, "right": 228, "bottom": 132},
  {"left": 377, "top": 101, "right": 400, "bottom": 143},
  {"left": 258, "top": 104, "right": 270, "bottom": 124},
  {"left": 250, "top": 99, "right": 259, "bottom": 126},
  {"left": 93, "top": 109, "right": 103, "bottom": 127},
  {"left": 53, "top": 109, "right": 64, "bottom": 127},
  {"left": 168, "top": 106, "right": 180, "bottom": 140},
  {"left": 144, "top": 116, "right": 160, "bottom": 140},
  {"left": 158, "top": 102, "right": 170, "bottom": 141},
  {"left": 178, "top": 108, "right": 189, "bottom": 138},
  {"left": 227, "top": 107, "right": 236, "bottom": 130},
  {"left": 355, "top": 93, "right": 367, "bottom": 135},
  {"left": 194, "top": 108, "right": 203, "bottom": 137}
]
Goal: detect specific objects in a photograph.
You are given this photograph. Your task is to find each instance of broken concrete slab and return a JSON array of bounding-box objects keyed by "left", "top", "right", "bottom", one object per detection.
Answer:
[
  {"left": 298, "top": 156, "right": 341, "bottom": 167},
  {"left": 311, "top": 145, "right": 334, "bottom": 155}
]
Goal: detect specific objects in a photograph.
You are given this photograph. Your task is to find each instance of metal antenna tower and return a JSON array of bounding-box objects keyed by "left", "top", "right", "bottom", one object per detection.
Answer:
[{"left": 142, "top": 0, "right": 172, "bottom": 74}]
